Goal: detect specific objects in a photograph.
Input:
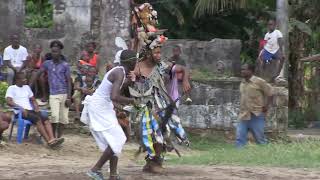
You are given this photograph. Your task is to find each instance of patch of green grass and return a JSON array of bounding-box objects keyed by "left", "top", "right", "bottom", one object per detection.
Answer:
[
  {"left": 191, "top": 68, "right": 232, "bottom": 82},
  {"left": 167, "top": 134, "right": 320, "bottom": 168}
]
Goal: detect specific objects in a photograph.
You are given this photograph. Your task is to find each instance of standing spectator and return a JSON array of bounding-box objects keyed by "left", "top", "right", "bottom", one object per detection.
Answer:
[
  {"left": 85, "top": 42, "right": 99, "bottom": 70},
  {"left": 26, "top": 44, "right": 48, "bottom": 103},
  {"left": 3, "top": 34, "right": 28, "bottom": 85},
  {"left": 169, "top": 45, "right": 187, "bottom": 66},
  {"left": 235, "top": 64, "right": 273, "bottom": 148},
  {"left": 31, "top": 40, "right": 72, "bottom": 138},
  {"left": 167, "top": 45, "right": 192, "bottom": 105}
]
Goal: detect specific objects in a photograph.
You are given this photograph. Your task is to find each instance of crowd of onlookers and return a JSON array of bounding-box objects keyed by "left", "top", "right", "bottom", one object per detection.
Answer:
[
  {"left": 0, "top": 34, "right": 102, "bottom": 147},
  {"left": 0, "top": 32, "right": 189, "bottom": 147}
]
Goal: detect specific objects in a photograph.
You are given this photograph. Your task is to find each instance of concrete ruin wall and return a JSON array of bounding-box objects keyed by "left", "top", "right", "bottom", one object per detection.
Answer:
[
  {"left": 99, "top": 0, "right": 131, "bottom": 72},
  {"left": 179, "top": 80, "right": 288, "bottom": 132},
  {"left": 0, "top": 0, "right": 25, "bottom": 51},
  {"left": 23, "top": 0, "right": 92, "bottom": 64},
  {"left": 2, "top": 0, "right": 131, "bottom": 68},
  {"left": 162, "top": 39, "right": 242, "bottom": 76}
]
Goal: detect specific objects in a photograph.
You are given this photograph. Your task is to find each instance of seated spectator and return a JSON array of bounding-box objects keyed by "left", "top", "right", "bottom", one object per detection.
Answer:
[
  {"left": 85, "top": 42, "right": 99, "bottom": 70},
  {"left": 26, "top": 44, "right": 48, "bottom": 103},
  {"left": 76, "top": 65, "right": 99, "bottom": 82},
  {"left": 77, "top": 50, "right": 93, "bottom": 72},
  {"left": 73, "top": 68, "right": 100, "bottom": 120},
  {"left": 105, "top": 61, "right": 113, "bottom": 72},
  {"left": 258, "top": 19, "right": 284, "bottom": 82},
  {"left": 0, "top": 112, "right": 11, "bottom": 144},
  {"left": 6, "top": 72, "right": 64, "bottom": 148},
  {"left": 3, "top": 34, "right": 28, "bottom": 85}
]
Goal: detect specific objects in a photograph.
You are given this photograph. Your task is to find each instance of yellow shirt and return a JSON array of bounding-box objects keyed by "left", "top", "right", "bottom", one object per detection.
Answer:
[{"left": 239, "top": 76, "right": 273, "bottom": 120}]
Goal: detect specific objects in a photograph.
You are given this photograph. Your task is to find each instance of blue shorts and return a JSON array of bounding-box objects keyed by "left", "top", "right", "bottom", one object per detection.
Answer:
[{"left": 261, "top": 49, "right": 280, "bottom": 63}]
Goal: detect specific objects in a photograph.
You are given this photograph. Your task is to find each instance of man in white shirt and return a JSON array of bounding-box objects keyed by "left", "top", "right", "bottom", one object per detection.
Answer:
[
  {"left": 3, "top": 34, "right": 29, "bottom": 85},
  {"left": 6, "top": 72, "right": 64, "bottom": 148},
  {"left": 259, "top": 19, "right": 285, "bottom": 80}
]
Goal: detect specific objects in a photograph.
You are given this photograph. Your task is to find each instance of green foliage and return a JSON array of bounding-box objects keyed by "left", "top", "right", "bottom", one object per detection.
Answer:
[
  {"left": 303, "top": 62, "right": 320, "bottom": 90},
  {"left": 0, "top": 82, "right": 8, "bottom": 107},
  {"left": 289, "top": 18, "right": 312, "bottom": 35},
  {"left": 168, "top": 134, "right": 320, "bottom": 168},
  {"left": 24, "top": 0, "right": 53, "bottom": 28},
  {"left": 146, "top": 0, "right": 275, "bottom": 67},
  {"left": 193, "top": 0, "right": 275, "bottom": 18},
  {"left": 191, "top": 67, "right": 233, "bottom": 82}
]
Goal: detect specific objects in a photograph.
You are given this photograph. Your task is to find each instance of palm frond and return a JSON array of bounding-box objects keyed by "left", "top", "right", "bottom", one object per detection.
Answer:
[
  {"left": 160, "top": 0, "right": 186, "bottom": 25},
  {"left": 194, "top": 0, "right": 248, "bottom": 18}
]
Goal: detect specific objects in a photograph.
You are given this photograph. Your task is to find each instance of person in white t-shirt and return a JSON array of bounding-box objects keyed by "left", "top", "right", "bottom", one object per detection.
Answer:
[
  {"left": 5, "top": 72, "right": 64, "bottom": 148},
  {"left": 3, "top": 34, "right": 29, "bottom": 85},
  {"left": 259, "top": 19, "right": 285, "bottom": 76}
]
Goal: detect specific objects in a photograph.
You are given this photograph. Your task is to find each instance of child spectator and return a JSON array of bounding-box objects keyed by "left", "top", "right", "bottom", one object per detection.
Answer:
[
  {"left": 26, "top": 44, "right": 48, "bottom": 103},
  {"left": 85, "top": 42, "right": 99, "bottom": 70},
  {"left": 73, "top": 74, "right": 101, "bottom": 120}
]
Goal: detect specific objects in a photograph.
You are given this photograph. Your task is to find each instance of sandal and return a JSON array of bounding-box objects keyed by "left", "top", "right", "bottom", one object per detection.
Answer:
[
  {"left": 48, "top": 138, "right": 65, "bottom": 148},
  {"left": 87, "top": 170, "right": 105, "bottom": 180}
]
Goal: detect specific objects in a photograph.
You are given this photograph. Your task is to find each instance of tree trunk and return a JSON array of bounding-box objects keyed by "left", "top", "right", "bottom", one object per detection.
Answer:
[
  {"left": 288, "top": 27, "right": 306, "bottom": 111},
  {"left": 276, "top": 0, "right": 289, "bottom": 78}
]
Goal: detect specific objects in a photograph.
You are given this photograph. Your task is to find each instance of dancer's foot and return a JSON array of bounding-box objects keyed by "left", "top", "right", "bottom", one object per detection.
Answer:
[
  {"left": 109, "top": 174, "right": 120, "bottom": 180},
  {"left": 143, "top": 159, "right": 164, "bottom": 174},
  {"left": 87, "top": 169, "right": 105, "bottom": 180}
]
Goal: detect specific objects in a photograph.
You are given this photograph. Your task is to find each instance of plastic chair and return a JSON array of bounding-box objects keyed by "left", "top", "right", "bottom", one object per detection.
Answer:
[{"left": 8, "top": 108, "right": 34, "bottom": 144}]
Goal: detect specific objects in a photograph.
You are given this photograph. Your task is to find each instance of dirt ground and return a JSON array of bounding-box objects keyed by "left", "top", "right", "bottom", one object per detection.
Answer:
[{"left": 1, "top": 133, "right": 320, "bottom": 180}]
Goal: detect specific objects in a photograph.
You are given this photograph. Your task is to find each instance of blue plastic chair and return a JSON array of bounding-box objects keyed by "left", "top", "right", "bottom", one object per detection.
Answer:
[{"left": 8, "top": 108, "right": 34, "bottom": 144}]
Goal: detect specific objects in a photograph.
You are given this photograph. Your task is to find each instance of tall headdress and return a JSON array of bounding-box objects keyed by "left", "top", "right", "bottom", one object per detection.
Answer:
[{"left": 131, "top": 2, "right": 168, "bottom": 58}]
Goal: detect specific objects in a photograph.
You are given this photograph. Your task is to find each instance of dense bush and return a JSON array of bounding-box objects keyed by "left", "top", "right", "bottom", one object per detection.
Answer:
[
  {"left": 0, "top": 82, "right": 8, "bottom": 107},
  {"left": 24, "top": 0, "right": 53, "bottom": 28}
]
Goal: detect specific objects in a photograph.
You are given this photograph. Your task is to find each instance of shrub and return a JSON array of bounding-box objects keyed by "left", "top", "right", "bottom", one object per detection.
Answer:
[{"left": 0, "top": 82, "right": 8, "bottom": 107}]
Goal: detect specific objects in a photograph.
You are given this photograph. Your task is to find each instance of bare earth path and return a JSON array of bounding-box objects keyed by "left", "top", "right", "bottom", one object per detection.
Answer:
[{"left": 1, "top": 134, "right": 320, "bottom": 180}]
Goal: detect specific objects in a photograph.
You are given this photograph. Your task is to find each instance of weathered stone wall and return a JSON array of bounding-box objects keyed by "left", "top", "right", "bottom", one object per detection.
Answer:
[
  {"left": 24, "top": 0, "right": 92, "bottom": 64},
  {"left": 99, "top": 0, "right": 131, "bottom": 73},
  {"left": 3, "top": 0, "right": 131, "bottom": 68},
  {"left": 0, "top": 0, "right": 25, "bottom": 51},
  {"left": 179, "top": 80, "right": 288, "bottom": 132},
  {"left": 161, "top": 39, "right": 242, "bottom": 76}
]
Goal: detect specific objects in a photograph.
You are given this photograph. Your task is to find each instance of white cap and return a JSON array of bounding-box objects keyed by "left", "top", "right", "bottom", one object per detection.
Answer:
[{"left": 114, "top": 50, "right": 124, "bottom": 64}]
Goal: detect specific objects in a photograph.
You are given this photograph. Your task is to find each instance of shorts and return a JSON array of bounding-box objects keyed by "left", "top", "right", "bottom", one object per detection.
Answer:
[
  {"left": 21, "top": 110, "right": 49, "bottom": 124},
  {"left": 260, "top": 49, "right": 280, "bottom": 63},
  {"left": 49, "top": 94, "right": 69, "bottom": 124}
]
